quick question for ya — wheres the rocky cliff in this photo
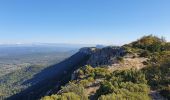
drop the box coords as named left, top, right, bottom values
left=84, top=46, right=125, bottom=67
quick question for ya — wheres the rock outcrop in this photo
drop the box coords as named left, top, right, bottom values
left=79, top=47, right=97, bottom=55
left=87, top=46, right=125, bottom=67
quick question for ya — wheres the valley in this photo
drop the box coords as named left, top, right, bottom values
left=0, top=45, right=78, bottom=99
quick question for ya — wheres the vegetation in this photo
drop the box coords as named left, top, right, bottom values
left=41, top=82, right=88, bottom=100
left=5, top=35, right=168, bottom=100
left=129, top=35, right=165, bottom=52
left=142, top=56, right=170, bottom=99
left=116, top=56, right=124, bottom=63
left=43, top=67, right=152, bottom=100
left=0, top=65, right=43, bottom=99
left=95, top=69, right=150, bottom=100
left=99, top=90, right=150, bottom=100
left=124, top=35, right=170, bottom=99
left=42, top=35, right=170, bottom=100
left=76, top=65, right=112, bottom=83
left=0, top=46, right=74, bottom=99
left=40, top=35, right=170, bottom=100
left=42, top=92, right=81, bottom=100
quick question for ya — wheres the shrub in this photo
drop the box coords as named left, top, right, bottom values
left=61, top=92, right=81, bottom=100
left=116, top=57, right=124, bottom=63
left=131, top=35, right=165, bottom=52
left=96, top=81, right=114, bottom=97
left=163, top=42, right=170, bottom=51
left=96, top=81, right=150, bottom=100
left=41, top=92, right=80, bottom=100
left=112, top=69, right=147, bottom=84
left=79, top=80, right=89, bottom=87
left=140, top=50, right=150, bottom=57
left=142, top=63, right=170, bottom=90
left=61, top=82, right=88, bottom=100
left=99, top=90, right=150, bottom=100
left=142, top=61, right=149, bottom=65
left=94, top=68, right=110, bottom=79
left=84, top=65, right=94, bottom=75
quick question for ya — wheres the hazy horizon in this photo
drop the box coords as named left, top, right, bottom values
left=0, top=34, right=169, bottom=46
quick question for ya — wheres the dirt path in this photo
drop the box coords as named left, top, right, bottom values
left=108, top=57, right=148, bottom=71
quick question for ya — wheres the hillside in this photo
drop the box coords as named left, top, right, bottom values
left=7, top=50, right=90, bottom=100
left=0, top=46, right=77, bottom=100
left=41, top=35, right=170, bottom=100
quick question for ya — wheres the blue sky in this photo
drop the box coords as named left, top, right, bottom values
left=0, top=0, right=170, bottom=45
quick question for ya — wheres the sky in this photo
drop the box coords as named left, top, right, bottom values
left=0, top=0, right=170, bottom=45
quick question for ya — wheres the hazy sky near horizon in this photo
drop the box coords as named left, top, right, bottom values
left=0, top=0, right=170, bottom=45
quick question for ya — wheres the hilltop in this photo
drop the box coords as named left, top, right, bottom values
left=9, top=35, right=170, bottom=100
left=38, top=35, right=169, bottom=100
left=40, top=35, right=170, bottom=100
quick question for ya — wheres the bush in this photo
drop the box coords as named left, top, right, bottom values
left=95, top=69, right=149, bottom=99
left=41, top=92, right=80, bottom=100
left=79, top=80, right=89, bottom=87
left=142, top=63, right=170, bottom=90
left=94, top=67, right=111, bottom=79
left=116, top=57, right=124, bottom=63
left=163, top=42, right=170, bottom=51
left=112, top=69, right=147, bottom=84
left=96, top=81, right=150, bottom=100
left=140, top=50, right=150, bottom=57
left=99, top=90, right=150, bottom=100
left=77, top=65, right=111, bottom=80
left=60, top=92, right=81, bottom=100
left=84, top=65, right=94, bottom=75
left=131, top=35, right=165, bottom=52
left=96, top=81, right=114, bottom=97
left=61, top=82, right=88, bottom=100
left=142, top=61, right=149, bottom=65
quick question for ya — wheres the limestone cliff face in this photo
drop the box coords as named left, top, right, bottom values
left=71, top=46, right=126, bottom=80
left=86, top=46, right=125, bottom=67
left=71, top=46, right=148, bottom=80
left=79, top=47, right=98, bottom=55
left=78, top=46, right=147, bottom=71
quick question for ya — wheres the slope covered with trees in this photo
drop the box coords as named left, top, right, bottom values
left=0, top=46, right=77, bottom=99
